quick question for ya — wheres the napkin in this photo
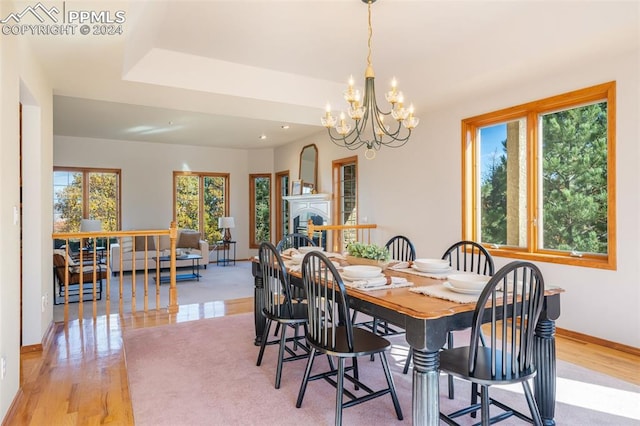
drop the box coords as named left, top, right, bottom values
left=389, top=261, right=410, bottom=270
left=343, top=276, right=411, bottom=290
left=344, top=276, right=388, bottom=289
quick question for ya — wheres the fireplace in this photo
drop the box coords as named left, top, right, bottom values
left=283, top=193, right=331, bottom=248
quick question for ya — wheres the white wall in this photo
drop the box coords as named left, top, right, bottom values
left=0, top=7, right=22, bottom=417
left=275, top=49, right=640, bottom=348
left=0, top=1, right=54, bottom=417
left=54, top=136, right=259, bottom=261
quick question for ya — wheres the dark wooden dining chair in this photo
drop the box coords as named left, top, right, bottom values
left=354, top=235, right=416, bottom=338
left=296, top=251, right=403, bottom=425
left=385, top=235, right=416, bottom=263
left=439, top=261, right=545, bottom=426
left=442, top=240, right=494, bottom=276
left=404, top=240, right=495, bottom=401
left=256, top=242, right=310, bottom=389
left=275, top=232, right=316, bottom=252
left=275, top=232, right=316, bottom=305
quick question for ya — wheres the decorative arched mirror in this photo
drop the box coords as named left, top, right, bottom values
left=299, top=143, right=318, bottom=193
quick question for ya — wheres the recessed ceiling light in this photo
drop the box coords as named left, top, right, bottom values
left=259, top=134, right=267, bottom=140
left=281, top=125, right=290, bottom=130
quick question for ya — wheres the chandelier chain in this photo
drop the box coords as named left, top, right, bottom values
left=367, top=1, right=373, bottom=69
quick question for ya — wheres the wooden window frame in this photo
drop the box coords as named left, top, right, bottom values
left=332, top=156, right=358, bottom=252
left=53, top=166, right=122, bottom=231
left=172, top=171, right=230, bottom=243
left=462, top=81, right=616, bottom=269
left=249, top=173, right=272, bottom=249
left=275, top=170, right=289, bottom=245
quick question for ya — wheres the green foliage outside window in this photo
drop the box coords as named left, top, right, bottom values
left=175, top=173, right=227, bottom=244
left=254, top=177, right=270, bottom=243
left=480, top=102, right=608, bottom=255
left=541, top=103, right=608, bottom=254
left=54, top=170, right=119, bottom=232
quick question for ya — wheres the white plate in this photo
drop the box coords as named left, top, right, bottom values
left=411, top=264, right=452, bottom=274
left=342, top=273, right=385, bottom=281
left=413, top=258, right=450, bottom=270
left=342, top=265, right=382, bottom=278
left=443, top=281, right=482, bottom=295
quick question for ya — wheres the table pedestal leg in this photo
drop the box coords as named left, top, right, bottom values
left=412, top=349, right=440, bottom=426
left=253, top=274, right=265, bottom=346
left=534, top=317, right=557, bottom=426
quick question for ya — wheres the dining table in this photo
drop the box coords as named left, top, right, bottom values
left=251, top=257, right=563, bottom=426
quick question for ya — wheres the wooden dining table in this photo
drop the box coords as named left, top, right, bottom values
left=251, top=259, right=563, bottom=426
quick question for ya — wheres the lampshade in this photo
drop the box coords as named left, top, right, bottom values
left=218, top=217, right=235, bottom=242
left=80, top=219, right=102, bottom=232
left=218, top=217, right=235, bottom=229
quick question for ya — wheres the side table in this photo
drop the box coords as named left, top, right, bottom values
left=216, top=240, right=236, bottom=266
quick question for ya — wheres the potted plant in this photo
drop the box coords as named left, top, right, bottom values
left=345, top=242, right=391, bottom=269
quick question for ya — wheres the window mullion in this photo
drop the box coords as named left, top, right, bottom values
left=528, top=111, right=538, bottom=254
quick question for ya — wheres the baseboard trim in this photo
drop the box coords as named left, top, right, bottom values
left=1, top=388, right=24, bottom=426
left=556, top=327, right=640, bottom=357
left=20, top=321, right=56, bottom=354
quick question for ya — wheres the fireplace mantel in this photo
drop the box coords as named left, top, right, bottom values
left=283, top=193, right=331, bottom=235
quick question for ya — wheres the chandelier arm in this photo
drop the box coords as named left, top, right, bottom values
left=327, top=128, right=368, bottom=150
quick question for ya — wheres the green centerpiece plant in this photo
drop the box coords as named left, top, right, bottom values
left=345, top=242, right=390, bottom=269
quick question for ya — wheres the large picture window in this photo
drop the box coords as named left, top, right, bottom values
left=174, top=172, right=229, bottom=244
left=53, top=167, right=121, bottom=232
left=462, top=82, right=616, bottom=269
left=250, top=173, right=271, bottom=248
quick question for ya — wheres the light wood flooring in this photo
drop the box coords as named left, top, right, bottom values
left=6, top=297, right=640, bottom=425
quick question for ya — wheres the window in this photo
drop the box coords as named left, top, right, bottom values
left=53, top=167, right=121, bottom=232
left=250, top=174, right=271, bottom=248
left=275, top=171, right=290, bottom=243
left=462, top=82, right=616, bottom=269
left=174, top=172, right=229, bottom=244
left=332, top=156, right=358, bottom=251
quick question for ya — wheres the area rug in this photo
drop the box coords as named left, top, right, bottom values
left=123, top=313, right=639, bottom=426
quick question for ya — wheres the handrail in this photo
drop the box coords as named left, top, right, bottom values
left=52, top=222, right=180, bottom=320
left=306, top=221, right=377, bottom=253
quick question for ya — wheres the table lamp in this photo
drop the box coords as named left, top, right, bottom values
left=218, top=217, right=235, bottom=242
left=80, top=219, right=102, bottom=249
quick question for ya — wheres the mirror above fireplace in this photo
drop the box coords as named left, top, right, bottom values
left=299, top=143, right=318, bottom=192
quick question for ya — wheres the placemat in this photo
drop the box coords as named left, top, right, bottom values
left=410, top=283, right=480, bottom=303
left=390, top=266, right=450, bottom=280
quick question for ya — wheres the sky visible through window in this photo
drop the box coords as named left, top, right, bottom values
left=479, top=123, right=506, bottom=182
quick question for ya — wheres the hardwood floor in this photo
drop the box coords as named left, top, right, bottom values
left=6, top=297, right=639, bottom=425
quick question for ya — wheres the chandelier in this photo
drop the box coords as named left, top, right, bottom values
left=321, top=0, right=419, bottom=159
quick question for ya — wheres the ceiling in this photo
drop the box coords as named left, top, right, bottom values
left=18, top=0, right=639, bottom=150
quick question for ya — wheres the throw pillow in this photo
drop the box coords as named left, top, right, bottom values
left=134, top=235, right=156, bottom=251
left=53, top=249, right=77, bottom=266
left=178, top=230, right=201, bottom=250
left=120, top=237, right=133, bottom=253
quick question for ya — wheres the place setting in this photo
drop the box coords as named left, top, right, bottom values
left=410, top=272, right=491, bottom=303
left=340, top=265, right=413, bottom=291
left=281, top=246, right=343, bottom=272
left=390, top=258, right=453, bottom=279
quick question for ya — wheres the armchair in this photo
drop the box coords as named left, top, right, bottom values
left=53, top=251, right=106, bottom=304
